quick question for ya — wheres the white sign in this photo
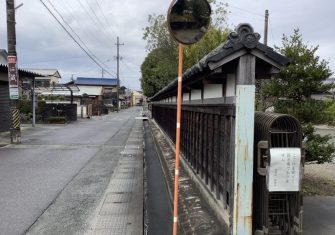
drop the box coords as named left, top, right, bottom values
left=9, top=87, right=19, bottom=99
left=8, top=55, right=19, bottom=100
left=267, top=148, right=301, bottom=192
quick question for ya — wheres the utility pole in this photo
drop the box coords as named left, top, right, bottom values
left=264, top=9, right=269, bottom=46
left=6, top=0, right=21, bottom=143
left=101, top=68, right=104, bottom=78
left=115, top=36, right=124, bottom=112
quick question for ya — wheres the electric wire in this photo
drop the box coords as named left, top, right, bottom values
left=39, top=0, right=116, bottom=77
left=48, top=0, right=115, bottom=74
left=46, top=0, right=101, bottom=63
left=57, top=0, right=110, bottom=48
left=46, top=0, right=115, bottom=76
left=226, top=3, right=264, bottom=17
left=94, top=0, right=118, bottom=37
left=77, top=0, right=115, bottom=43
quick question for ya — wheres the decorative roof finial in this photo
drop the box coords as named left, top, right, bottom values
left=224, top=23, right=261, bottom=49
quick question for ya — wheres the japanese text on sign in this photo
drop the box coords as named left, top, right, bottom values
left=7, top=55, right=19, bottom=100
left=268, top=148, right=301, bottom=192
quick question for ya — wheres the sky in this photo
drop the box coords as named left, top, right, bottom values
left=0, top=0, right=334, bottom=90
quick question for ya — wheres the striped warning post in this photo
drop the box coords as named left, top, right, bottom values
left=11, top=108, right=20, bottom=129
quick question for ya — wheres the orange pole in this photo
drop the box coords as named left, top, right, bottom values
left=173, top=43, right=183, bottom=235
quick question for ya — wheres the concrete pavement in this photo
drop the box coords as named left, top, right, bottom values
left=0, top=107, right=143, bottom=235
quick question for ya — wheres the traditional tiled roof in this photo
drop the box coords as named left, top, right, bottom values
left=150, top=23, right=290, bottom=101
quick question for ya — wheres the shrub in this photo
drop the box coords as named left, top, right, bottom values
left=324, top=99, right=335, bottom=125
left=275, top=99, right=330, bottom=124
left=47, top=116, right=67, bottom=124
left=19, top=100, right=32, bottom=115
left=303, top=123, right=335, bottom=163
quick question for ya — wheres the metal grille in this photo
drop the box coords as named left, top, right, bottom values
left=254, top=112, right=303, bottom=235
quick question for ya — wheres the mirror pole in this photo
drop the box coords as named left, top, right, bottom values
left=173, top=43, right=183, bottom=235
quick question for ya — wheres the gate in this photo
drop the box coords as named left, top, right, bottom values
left=253, top=112, right=304, bottom=235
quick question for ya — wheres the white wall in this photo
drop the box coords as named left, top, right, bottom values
left=203, top=84, right=223, bottom=99
left=226, top=74, right=236, bottom=96
left=191, top=89, right=201, bottom=100
left=183, top=92, right=189, bottom=101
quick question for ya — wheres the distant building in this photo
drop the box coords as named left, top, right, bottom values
left=132, top=90, right=144, bottom=106
left=0, top=64, right=44, bottom=132
left=24, top=68, right=61, bottom=86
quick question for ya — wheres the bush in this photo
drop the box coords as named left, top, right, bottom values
left=47, top=116, right=67, bottom=124
left=275, top=99, right=330, bottom=124
left=303, top=123, right=335, bottom=163
left=324, top=99, right=335, bottom=125
left=19, top=100, right=32, bottom=115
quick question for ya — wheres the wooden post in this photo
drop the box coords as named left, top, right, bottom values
left=232, top=54, right=255, bottom=235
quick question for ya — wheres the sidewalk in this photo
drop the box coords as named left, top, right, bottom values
left=88, top=119, right=143, bottom=235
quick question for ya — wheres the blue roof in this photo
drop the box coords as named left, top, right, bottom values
left=75, top=77, right=117, bottom=86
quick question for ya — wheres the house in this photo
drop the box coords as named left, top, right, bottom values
left=0, top=64, right=44, bottom=132
left=132, top=90, right=144, bottom=106
left=24, top=68, right=61, bottom=86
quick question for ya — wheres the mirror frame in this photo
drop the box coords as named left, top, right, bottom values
left=167, top=0, right=211, bottom=45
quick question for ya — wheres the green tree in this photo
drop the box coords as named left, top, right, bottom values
left=141, top=47, right=178, bottom=97
left=263, top=29, right=332, bottom=104
left=141, top=1, right=230, bottom=97
left=262, top=29, right=335, bottom=163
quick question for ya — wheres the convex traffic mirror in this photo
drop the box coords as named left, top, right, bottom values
left=167, top=0, right=211, bottom=45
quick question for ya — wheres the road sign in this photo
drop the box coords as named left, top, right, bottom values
left=8, top=55, right=19, bottom=100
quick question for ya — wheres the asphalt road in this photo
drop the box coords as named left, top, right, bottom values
left=303, top=196, right=335, bottom=235
left=0, top=107, right=141, bottom=235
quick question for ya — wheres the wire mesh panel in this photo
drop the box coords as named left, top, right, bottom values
left=254, top=112, right=303, bottom=235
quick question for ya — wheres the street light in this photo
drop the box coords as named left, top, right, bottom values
left=166, top=1, right=211, bottom=234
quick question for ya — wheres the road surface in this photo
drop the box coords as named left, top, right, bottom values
left=0, top=107, right=142, bottom=235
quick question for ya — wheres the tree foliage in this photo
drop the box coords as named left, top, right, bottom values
left=262, top=29, right=334, bottom=163
left=303, top=124, right=335, bottom=164
left=262, top=29, right=332, bottom=103
left=140, top=47, right=178, bottom=97
left=141, top=1, right=230, bottom=97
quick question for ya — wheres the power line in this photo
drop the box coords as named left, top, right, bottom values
left=231, top=13, right=264, bottom=22
left=39, top=0, right=116, bottom=77
left=268, top=18, right=278, bottom=45
left=46, top=0, right=116, bottom=76
left=56, top=0, right=110, bottom=48
left=77, top=0, right=115, bottom=42
left=46, top=0, right=101, bottom=63
left=226, top=3, right=264, bottom=17
left=94, top=0, right=118, bottom=37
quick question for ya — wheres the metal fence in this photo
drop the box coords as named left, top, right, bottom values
left=152, top=103, right=235, bottom=209
left=254, top=112, right=303, bottom=235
